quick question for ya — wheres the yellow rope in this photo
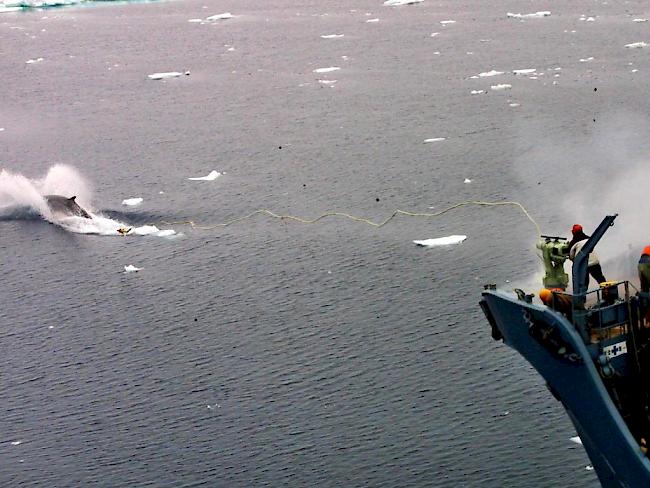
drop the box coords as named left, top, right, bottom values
left=158, top=200, right=542, bottom=236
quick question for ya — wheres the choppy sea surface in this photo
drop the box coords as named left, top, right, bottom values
left=4, top=0, right=650, bottom=486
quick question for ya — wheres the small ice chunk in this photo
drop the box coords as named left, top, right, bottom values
left=366, top=18, right=379, bottom=23
left=122, top=197, right=143, bottom=206
left=423, top=137, right=445, bottom=143
left=320, top=34, right=344, bottom=39
left=632, top=69, right=639, bottom=73
left=48, top=326, right=54, bottom=329
left=470, top=90, right=484, bottom=95
left=570, top=436, right=583, bottom=445
left=414, top=235, right=467, bottom=247
left=148, top=71, right=190, bottom=80
left=440, top=20, right=455, bottom=25
left=10, top=441, right=22, bottom=446
left=491, top=84, right=512, bottom=91
left=205, top=12, right=233, bottom=21
left=513, top=68, right=536, bottom=75
left=579, top=57, right=594, bottom=62
left=507, top=11, right=550, bottom=19
left=586, top=466, right=594, bottom=471
left=509, top=102, right=520, bottom=107
left=478, top=70, right=503, bottom=77
left=124, top=265, right=141, bottom=273
left=25, top=57, right=44, bottom=64
left=464, top=178, right=472, bottom=183
left=430, top=32, right=439, bottom=37
left=383, top=0, right=423, bottom=5
left=625, top=42, right=648, bottom=49
left=633, top=18, right=648, bottom=22
left=188, top=170, right=221, bottom=181
left=313, top=66, right=340, bottom=73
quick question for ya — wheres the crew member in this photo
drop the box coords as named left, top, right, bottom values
left=568, top=224, right=607, bottom=288
left=639, top=246, right=650, bottom=293
left=539, top=288, right=573, bottom=321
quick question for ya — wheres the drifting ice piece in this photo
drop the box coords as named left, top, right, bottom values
left=414, top=235, right=467, bottom=246
left=383, top=0, right=423, bottom=5
left=205, top=12, right=233, bottom=21
left=313, top=67, right=340, bottom=73
left=513, top=68, right=536, bottom=75
left=188, top=170, right=221, bottom=181
left=122, top=197, right=143, bottom=206
left=507, top=11, right=550, bottom=19
left=124, top=265, right=141, bottom=273
left=479, top=70, right=503, bottom=77
left=148, top=71, right=190, bottom=80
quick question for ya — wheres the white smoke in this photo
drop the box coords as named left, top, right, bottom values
left=515, top=111, right=650, bottom=286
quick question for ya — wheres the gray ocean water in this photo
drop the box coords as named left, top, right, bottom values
left=4, top=0, right=650, bottom=486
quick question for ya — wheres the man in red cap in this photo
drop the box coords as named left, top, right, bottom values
left=639, top=246, right=650, bottom=292
left=568, top=223, right=607, bottom=288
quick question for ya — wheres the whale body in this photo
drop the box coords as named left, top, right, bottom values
left=45, top=195, right=91, bottom=219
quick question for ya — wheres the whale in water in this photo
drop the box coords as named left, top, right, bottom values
left=45, top=195, right=92, bottom=219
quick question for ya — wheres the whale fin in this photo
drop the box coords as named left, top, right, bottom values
left=69, top=196, right=77, bottom=201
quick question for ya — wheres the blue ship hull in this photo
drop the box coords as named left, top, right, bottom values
left=481, top=290, right=650, bottom=488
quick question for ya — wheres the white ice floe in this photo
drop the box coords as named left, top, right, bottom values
left=414, top=235, right=467, bottom=247
left=320, top=34, right=344, bottom=39
left=132, top=225, right=176, bottom=237
left=318, top=79, right=338, bottom=85
left=478, top=70, right=503, bottom=77
left=507, top=11, right=550, bottom=19
left=470, top=90, right=484, bottom=95
left=384, top=0, right=422, bottom=4
left=513, top=68, right=536, bottom=75
left=26, top=57, right=43, bottom=64
left=633, top=18, right=648, bottom=22
left=464, top=178, right=472, bottom=183
left=625, top=42, right=648, bottom=49
left=313, top=66, right=340, bottom=73
left=148, top=71, right=190, bottom=80
left=205, top=12, right=233, bottom=21
left=570, top=436, right=583, bottom=445
left=124, top=265, right=141, bottom=273
left=423, top=137, right=445, bottom=143
left=188, top=170, right=221, bottom=181
left=491, top=84, right=512, bottom=91
left=366, top=18, right=379, bottom=23
left=440, top=20, right=455, bottom=25
left=122, top=197, right=143, bottom=206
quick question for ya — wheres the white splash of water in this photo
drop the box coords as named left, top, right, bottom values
left=0, top=165, right=175, bottom=237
